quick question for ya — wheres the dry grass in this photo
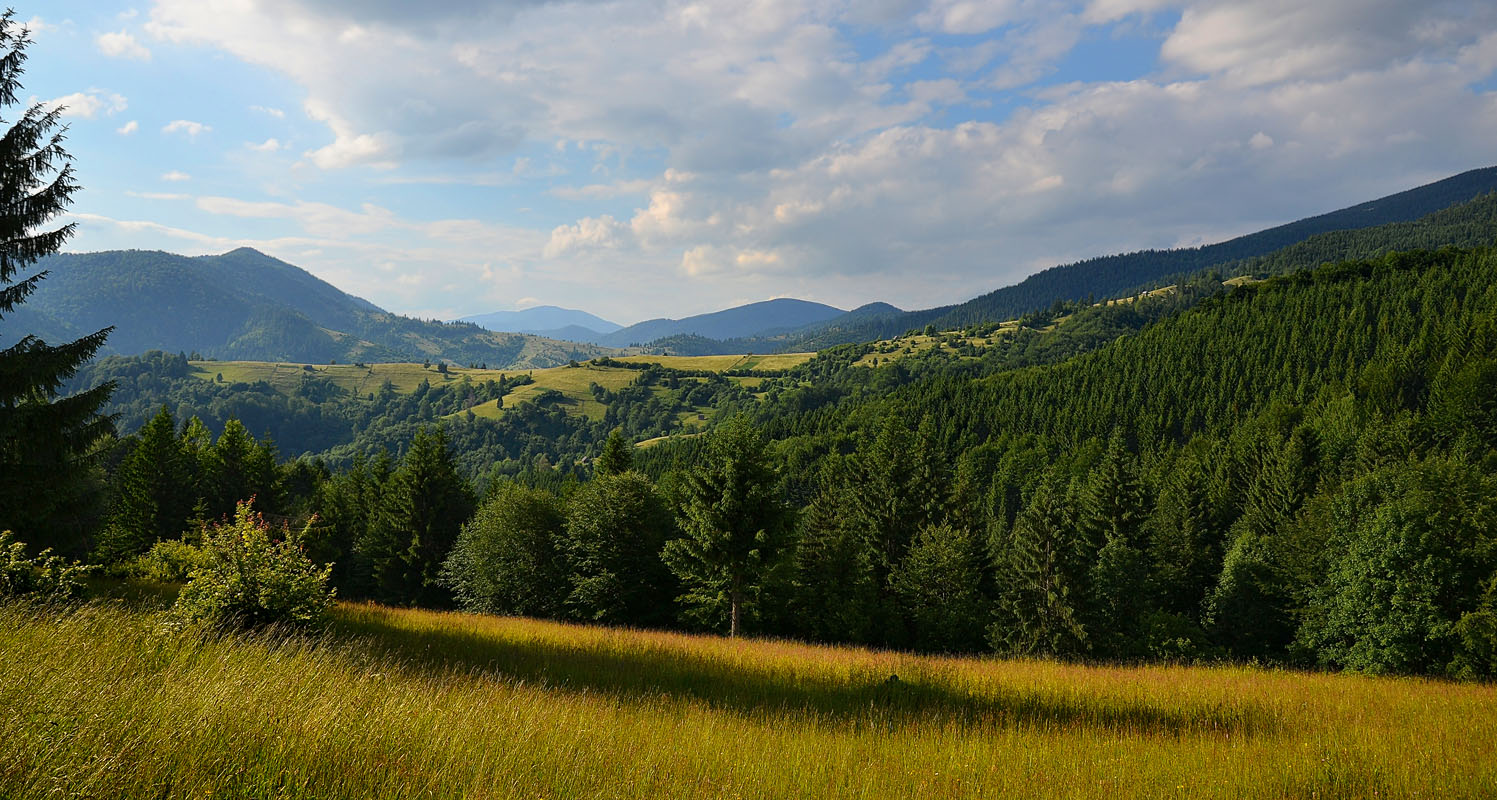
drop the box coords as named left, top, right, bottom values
left=3, top=598, right=1493, bottom=799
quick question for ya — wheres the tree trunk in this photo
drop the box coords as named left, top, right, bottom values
left=730, top=575, right=743, bottom=638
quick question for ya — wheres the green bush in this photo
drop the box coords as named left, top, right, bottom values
left=0, top=530, right=94, bottom=601
left=126, top=539, right=206, bottom=584
left=173, top=502, right=335, bottom=629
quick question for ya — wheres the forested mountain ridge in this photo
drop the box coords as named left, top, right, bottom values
left=772, top=165, right=1497, bottom=350
left=9, top=248, right=614, bottom=368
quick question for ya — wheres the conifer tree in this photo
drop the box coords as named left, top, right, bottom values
left=367, top=427, right=475, bottom=606
left=96, top=405, right=191, bottom=562
left=989, top=476, right=1087, bottom=656
left=789, top=483, right=878, bottom=643
left=664, top=419, right=791, bottom=636
left=0, top=14, right=114, bottom=549
left=206, top=419, right=277, bottom=517
left=594, top=429, right=633, bottom=477
left=892, top=522, right=987, bottom=652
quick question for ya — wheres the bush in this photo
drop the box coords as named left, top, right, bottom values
left=0, top=530, right=94, bottom=601
left=125, top=539, right=206, bottom=583
left=173, top=502, right=335, bottom=629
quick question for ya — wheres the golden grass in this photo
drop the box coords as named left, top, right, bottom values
left=4, top=599, right=1494, bottom=799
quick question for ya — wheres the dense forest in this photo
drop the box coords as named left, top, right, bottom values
left=33, top=242, right=1496, bottom=678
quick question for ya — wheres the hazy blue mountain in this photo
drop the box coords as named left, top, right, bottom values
left=459, top=305, right=621, bottom=336
left=600, top=298, right=846, bottom=347
left=8, top=248, right=613, bottom=369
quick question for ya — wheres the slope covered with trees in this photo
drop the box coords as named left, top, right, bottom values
left=9, top=247, right=614, bottom=368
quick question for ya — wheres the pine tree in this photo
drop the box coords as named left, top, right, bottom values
left=891, top=522, right=987, bottom=652
left=367, top=427, right=475, bottom=606
left=664, top=419, right=792, bottom=637
left=0, top=14, right=114, bottom=550
left=594, top=429, right=633, bottom=477
left=96, top=406, right=191, bottom=563
left=789, top=483, right=878, bottom=644
left=205, top=419, right=277, bottom=518
left=989, top=476, right=1087, bottom=656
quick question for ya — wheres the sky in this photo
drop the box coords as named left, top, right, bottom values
left=21, top=0, right=1497, bottom=325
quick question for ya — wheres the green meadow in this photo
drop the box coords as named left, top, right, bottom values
left=4, top=596, right=1493, bottom=799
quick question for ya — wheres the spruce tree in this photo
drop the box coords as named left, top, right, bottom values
left=989, top=475, right=1087, bottom=656
left=594, top=429, right=633, bottom=477
left=664, top=419, right=791, bottom=636
left=891, top=522, right=987, bottom=652
left=789, top=483, right=878, bottom=644
left=367, top=427, right=475, bottom=606
left=96, top=405, right=191, bottom=563
left=0, top=14, right=114, bottom=550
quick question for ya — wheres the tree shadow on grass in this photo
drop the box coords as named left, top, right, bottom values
left=330, top=607, right=1277, bottom=739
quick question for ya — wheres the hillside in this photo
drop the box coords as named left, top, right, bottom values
left=10, top=248, right=614, bottom=369
left=776, top=165, right=1497, bottom=350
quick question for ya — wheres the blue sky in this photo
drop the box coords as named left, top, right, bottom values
left=24, top=0, right=1497, bottom=324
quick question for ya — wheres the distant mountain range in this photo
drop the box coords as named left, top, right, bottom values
left=458, top=306, right=622, bottom=337
left=8, top=248, right=611, bottom=369
left=12, top=165, right=1496, bottom=366
left=459, top=297, right=853, bottom=349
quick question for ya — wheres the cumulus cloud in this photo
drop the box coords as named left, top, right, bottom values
left=42, top=90, right=127, bottom=119
left=116, top=120, right=139, bottom=135
left=162, top=119, right=211, bottom=138
left=544, top=215, right=627, bottom=258
left=96, top=29, right=152, bottom=60
left=250, top=105, right=286, bottom=118
left=119, top=0, right=1497, bottom=320
left=160, top=171, right=191, bottom=182
left=247, top=137, right=283, bottom=152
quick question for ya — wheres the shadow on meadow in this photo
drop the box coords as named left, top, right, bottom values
left=331, top=605, right=1275, bottom=739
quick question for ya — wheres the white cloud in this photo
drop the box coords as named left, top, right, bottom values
left=160, top=170, right=191, bottom=182
left=247, top=137, right=283, bottom=152
left=42, top=90, right=127, bottom=119
left=162, top=119, right=211, bottom=138
left=116, top=120, right=139, bottom=135
left=250, top=105, right=286, bottom=118
left=544, top=215, right=627, bottom=258
left=117, top=0, right=1497, bottom=321
left=125, top=191, right=189, bottom=200
left=96, top=29, right=152, bottom=61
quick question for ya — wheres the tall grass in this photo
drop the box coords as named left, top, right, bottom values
left=4, top=599, right=1493, bottom=798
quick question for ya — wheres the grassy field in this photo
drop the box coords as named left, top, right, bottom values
left=190, top=355, right=814, bottom=424
left=3, top=598, right=1494, bottom=799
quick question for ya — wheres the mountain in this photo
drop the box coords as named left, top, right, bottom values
left=458, top=305, right=621, bottom=336
left=776, top=165, right=1497, bottom=349
left=9, top=248, right=614, bottom=369
left=599, top=298, right=846, bottom=348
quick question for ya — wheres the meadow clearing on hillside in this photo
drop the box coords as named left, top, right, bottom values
left=3, top=597, right=1493, bottom=799
left=188, top=354, right=815, bottom=423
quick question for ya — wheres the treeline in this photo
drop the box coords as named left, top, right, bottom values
left=73, top=246, right=1497, bottom=679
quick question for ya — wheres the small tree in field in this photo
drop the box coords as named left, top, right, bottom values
left=173, top=502, right=334, bottom=629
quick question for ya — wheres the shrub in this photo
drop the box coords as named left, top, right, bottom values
left=125, top=539, right=206, bottom=584
left=173, top=502, right=335, bottom=629
left=0, top=530, right=94, bottom=601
